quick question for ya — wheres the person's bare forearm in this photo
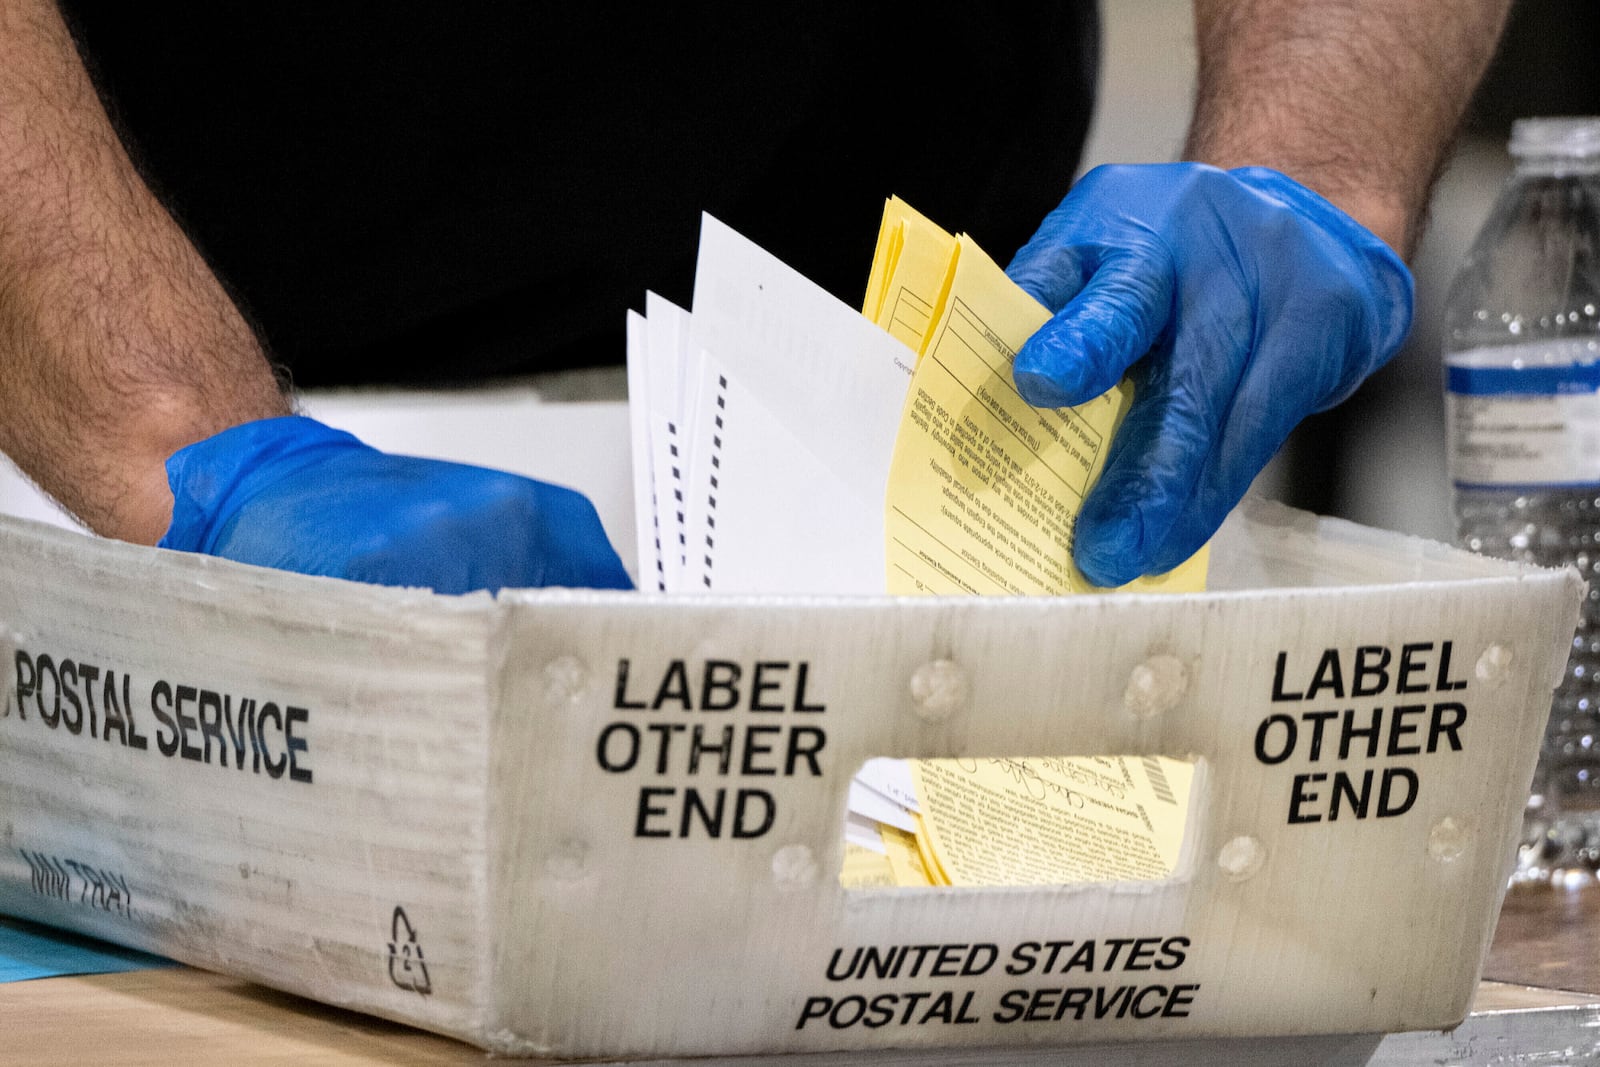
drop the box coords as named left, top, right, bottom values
left=1184, top=0, right=1513, bottom=256
left=0, top=0, right=289, bottom=544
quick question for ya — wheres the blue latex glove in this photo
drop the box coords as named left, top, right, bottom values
left=159, top=416, right=633, bottom=594
left=1005, top=163, right=1413, bottom=587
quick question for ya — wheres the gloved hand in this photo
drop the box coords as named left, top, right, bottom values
left=1005, top=163, right=1413, bottom=587
left=159, top=415, right=633, bottom=594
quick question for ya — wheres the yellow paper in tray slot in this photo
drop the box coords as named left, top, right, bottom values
left=863, top=196, right=959, bottom=356
left=880, top=824, right=940, bottom=887
left=910, top=813, right=954, bottom=887
left=907, top=756, right=1196, bottom=887
left=881, top=227, right=1208, bottom=596
left=839, top=843, right=899, bottom=889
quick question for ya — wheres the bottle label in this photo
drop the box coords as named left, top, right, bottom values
left=1446, top=362, right=1600, bottom=488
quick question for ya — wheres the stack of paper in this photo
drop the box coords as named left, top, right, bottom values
left=866, top=197, right=1209, bottom=596
left=841, top=755, right=1198, bottom=889
left=624, top=215, right=913, bottom=594
left=625, top=199, right=1206, bottom=888
left=625, top=200, right=1207, bottom=596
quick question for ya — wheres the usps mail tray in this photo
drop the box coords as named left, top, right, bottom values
left=0, top=499, right=1582, bottom=1058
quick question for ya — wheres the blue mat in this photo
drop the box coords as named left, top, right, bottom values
left=0, top=914, right=173, bottom=983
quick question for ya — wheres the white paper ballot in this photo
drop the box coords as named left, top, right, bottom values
left=644, top=292, right=693, bottom=591
left=855, top=756, right=920, bottom=813
left=687, top=215, right=911, bottom=498
left=625, top=214, right=913, bottom=594
left=678, top=353, right=888, bottom=593
left=848, top=780, right=917, bottom=834
left=676, top=215, right=912, bottom=593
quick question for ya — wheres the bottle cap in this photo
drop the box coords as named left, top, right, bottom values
left=1509, top=117, right=1600, bottom=160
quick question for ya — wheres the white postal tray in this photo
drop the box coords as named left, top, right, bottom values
left=0, top=499, right=1583, bottom=1058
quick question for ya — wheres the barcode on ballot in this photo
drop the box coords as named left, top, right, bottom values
left=1142, top=755, right=1177, bottom=805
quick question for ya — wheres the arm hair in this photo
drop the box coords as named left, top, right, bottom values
left=0, top=0, right=290, bottom=543
left=1184, top=0, right=1514, bottom=256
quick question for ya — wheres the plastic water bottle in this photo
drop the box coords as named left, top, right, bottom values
left=1444, top=117, right=1600, bottom=883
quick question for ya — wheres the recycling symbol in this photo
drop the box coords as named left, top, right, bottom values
left=387, top=906, right=432, bottom=996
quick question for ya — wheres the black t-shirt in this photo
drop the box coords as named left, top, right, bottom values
left=58, top=3, right=1099, bottom=388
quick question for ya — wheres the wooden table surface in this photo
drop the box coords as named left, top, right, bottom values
left=1481, top=879, right=1600, bottom=994
left=2, top=883, right=1596, bottom=1066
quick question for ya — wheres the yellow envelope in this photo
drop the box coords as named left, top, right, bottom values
left=868, top=199, right=1208, bottom=595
